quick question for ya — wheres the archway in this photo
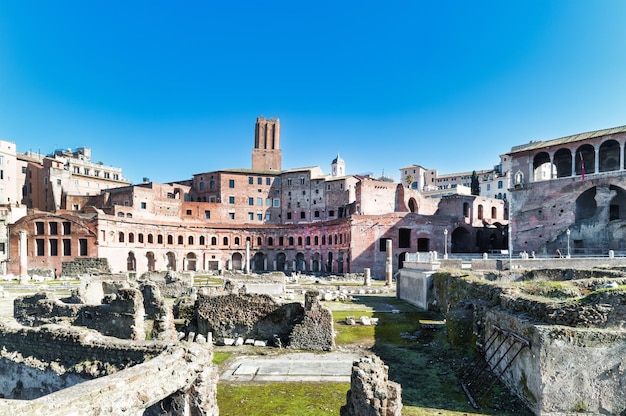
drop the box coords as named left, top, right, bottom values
left=231, top=252, right=243, bottom=270
left=575, top=187, right=597, bottom=222
left=127, top=251, right=136, bottom=271
left=276, top=252, right=286, bottom=271
left=533, top=152, right=554, bottom=181
left=312, top=252, right=321, bottom=272
left=253, top=252, right=265, bottom=272
left=186, top=252, right=197, bottom=271
left=296, top=252, right=306, bottom=272
left=146, top=252, right=155, bottom=272
left=575, top=144, right=595, bottom=176
left=408, top=198, right=418, bottom=213
left=166, top=252, right=176, bottom=271
left=327, top=252, right=334, bottom=273
left=553, top=148, right=572, bottom=178
left=451, top=227, right=472, bottom=253
left=600, top=140, right=620, bottom=172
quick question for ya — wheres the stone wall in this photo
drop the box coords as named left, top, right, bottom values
left=14, top=288, right=146, bottom=340
left=0, top=320, right=168, bottom=374
left=340, top=354, right=402, bottom=416
left=0, top=343, right=218, bottom=416
left=288, top=290, right=334, bottom=351
left=193, top=290, right=334, bottom=350
left=61, top=257, right=111, bottom=277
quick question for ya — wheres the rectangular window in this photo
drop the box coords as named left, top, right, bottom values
left=257, top=213, right=263, bottom=221
left=329, top=210, right=335, bottom=217
left=204, top=210, right=211, bottom=219
left=257, top=177, right=262, bottom=185
left=287, top=212, right=292, bottom=220
left=300, top=212, right=305, bottom=219
left=229, top=196, right=235, bottom=204
left=379, top=238, right=388, bottom=252
left=300, top=177, right=305, bottom=185
left=248, top=212, right=254, bottom=220
left=49, top=222, right=58, bottom=235
left=266, top=178, right=271, bottom=185
left=0, top=242, right=5, bottom=253
left=141, top=202, right=147, bottom=209
left=36, top=239, right=45, bottom=256
left=265, top=213, right=271, bottom=221
left=248, top=197, right=254, bottom=205
left=266, top=198, right=271, bottom=206
left=257, top=198, right=263, bottom=206
left=35, top=221, right=44, bottom=235
left=248, top=177, right=254, bottom=184
left=279, top=236, right=284, bottom=245
left=273, top=199, right=280, bottom=207
left=49, top=239, right=58, bottom=256
left=186, top=209, right=192, bottom=215
left=229, top=212, right=235, bottom=220
left=287, top=178, right=292, bottom=186
left=229, top=179, right=235, bottom=188
left=113, top=174, right=119, bottom=180
left=399, top=228, right=411, bottom=249
left=79, top=239, right=88, bottom=256
left=63, top=239, right=71, bottom=256
left=21, top=166, right=26, bottom=174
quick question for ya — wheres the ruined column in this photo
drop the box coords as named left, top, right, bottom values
left=245, top=241, right=250, bottom=274
left=385, top=239, right=392, bottom=286
left=19, top=230, right=28, bottom=283
left=364, top=268, right=371, bottom=286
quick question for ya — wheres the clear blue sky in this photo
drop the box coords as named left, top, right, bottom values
left=2, top=1, right=626, bottom=184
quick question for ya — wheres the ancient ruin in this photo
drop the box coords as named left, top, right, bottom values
left=399, top=261, right=626, bottom=415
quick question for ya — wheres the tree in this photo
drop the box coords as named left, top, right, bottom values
left=405, top=174, right=414, bottom=189
left=470, top=171, right=480, bottom=195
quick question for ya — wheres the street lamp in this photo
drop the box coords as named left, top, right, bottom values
left=444, top=229, right=448, bottom=259
left=566, top=228, right=571, bottom=258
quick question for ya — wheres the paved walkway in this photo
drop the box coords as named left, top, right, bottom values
left=220, top=352, right=362, bottom=383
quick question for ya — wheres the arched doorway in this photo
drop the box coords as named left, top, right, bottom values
left=295, top=253, right=306, bottom=272
left=166, top=252, right=176, bottom=271
left=231, top=252, right=243, bottom=270
left=327, top=252, right=333, bottom=273
left=253, top=252, right=265, bottom=272
left=533, top=152, right=554, bottom=181
left=146, top=252, right=155, bottom=272
left=276, top=252, right=286, bottom=271
left=186, top=252, right=197, bottom=271
left=337, top=251, right=344, bottom=273
left=312, top=252, right=321, bottom=272
left=451, top=228, right=472, bottom=253
left=127, top=251, right=136, bottom=271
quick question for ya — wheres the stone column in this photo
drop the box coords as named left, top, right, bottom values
left=263, top=257, right=267, bottom=271
left=594, top=144, right=599, bottom=174
left=621, top=142, right=625, bottom=170
left=571, top=150, right=576, bottom=177
left=364, top=268, right=371, bottom=286
left=19, top=231, right=28, bottom=283
left=549, top=153, right=555, bottom=178
left=385, top=239, right=392, bottom=286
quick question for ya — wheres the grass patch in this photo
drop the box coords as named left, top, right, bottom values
left=194, top=275, right=223, bottom=286
left=217, top=382, right=349, bottom=416
left=213, top=352, right=232, bottom=366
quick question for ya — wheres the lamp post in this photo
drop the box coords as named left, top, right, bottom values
left=444, top=229, right=448, bottom=259
left=566, top=228, right=571, bottom=258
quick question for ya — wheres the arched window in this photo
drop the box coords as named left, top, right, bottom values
left=491, top=207, right=497, bottom=219
left=148, top=234, right=154, bottom=244
left=178, top=236, right=184, bottom=245
left=257, top=237, right=262, bottom=246
left=199, top=236, right=205, bottom=245
left=478, top=205, right=484, bottom=220
left=157, top=234, right=163, bottom=244
left=305, top=236, right=310, bottom=245
left=234, top=237, right=240, bottom=245
left=138, top=234, right=144, bottom=243
left=322, top=235, right=326, bottom=245
left=211, top=236, right=217, bottom=245
left=167, top=235, right=173, bottom=244
left=126, top=213, right=132, bottom=218
left=289, top=236, right=294, bottom=245
left=199, top=181, right=205, bottom=190
left=188, top=236, right=194, bottom=245
left=128, top=233, right=135, bottom=243
left=223, top=236, right=229, bottom=245
left=268, top=237, right=274, bottom=246
left=314, top=236, right=319, bottom=245
left=117, top=212, right=124, bottom=217
left=119, top=232, right=125, bottom=243
left=298, top=236, right=303, bottom=245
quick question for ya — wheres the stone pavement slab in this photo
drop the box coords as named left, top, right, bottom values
left=220, top=351, right=362, bottom=383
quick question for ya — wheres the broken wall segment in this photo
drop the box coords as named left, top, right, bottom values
left=340, top=355, right=402, bottom=416
left=0, top=343, right=218, bottom=416
left=288, top=290, right=334, bottom=351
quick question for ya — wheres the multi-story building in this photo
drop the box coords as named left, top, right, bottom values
left=7, top=117, right=509, bottom=278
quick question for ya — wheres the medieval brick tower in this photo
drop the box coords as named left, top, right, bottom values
left=252, top=116, right=282, bottom=171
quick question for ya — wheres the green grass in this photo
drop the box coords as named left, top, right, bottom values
left=194, top=275, right=223, bottom=286
left=213, top=352, right=232, bottom=365
left=217, top=382, right=349, bottom=416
